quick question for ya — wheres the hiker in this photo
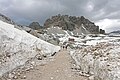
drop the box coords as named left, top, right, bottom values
left=63, top=45, right=65, bottom=49
left=65, top=45, right=68, bottom=50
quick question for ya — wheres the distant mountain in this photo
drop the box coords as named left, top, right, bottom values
left=109, top=30, right=120, bottom=37
left=44, top=14, right=105, bottom=34
left=110, top=30, right=120, bottom=34
left=29, top=22, right=43, bottom=30
left=0, top=13, right=15, bottom=24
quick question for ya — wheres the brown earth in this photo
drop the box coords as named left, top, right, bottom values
left=17, top=50, right=88, bottom=80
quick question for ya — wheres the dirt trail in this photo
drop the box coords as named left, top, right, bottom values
left=17, top=50, right=88, bottom=80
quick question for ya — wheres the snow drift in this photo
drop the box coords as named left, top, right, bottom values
left=0, top=20, right=60, bottom=76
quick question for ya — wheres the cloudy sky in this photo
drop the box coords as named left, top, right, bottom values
left=0, top=0, right=120, bottom=32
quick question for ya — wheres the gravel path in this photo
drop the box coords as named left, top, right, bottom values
left=17, top=50, right=88, bottom=80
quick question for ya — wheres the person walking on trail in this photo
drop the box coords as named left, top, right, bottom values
left=63, top=45, right=65, bottom=50
left=65, top=43, right=69, bottom=50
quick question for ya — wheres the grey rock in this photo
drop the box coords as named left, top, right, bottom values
left=0, top=13, right=15, bottom=25
left=44, top=14, right=103, bottom=34
left=29, top=22, right=42, bottom=30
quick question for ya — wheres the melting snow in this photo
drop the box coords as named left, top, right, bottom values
left=0, top=20, right=60, bottom=76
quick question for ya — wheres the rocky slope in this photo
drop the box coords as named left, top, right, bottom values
left=44, top=14, right=104, bottom=34
left=0, top=13, right=15, bottom=25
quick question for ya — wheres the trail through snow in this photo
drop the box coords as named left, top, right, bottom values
left=16, top=50, right=88, bottom=80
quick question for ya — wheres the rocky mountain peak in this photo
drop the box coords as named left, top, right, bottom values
left=29, top=22, right=42, bottom=30
left=80, top=16, right=85, bottom=20
left=44, top=14, right=105, bottom=34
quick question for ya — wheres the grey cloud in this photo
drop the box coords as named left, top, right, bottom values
left=0, top=0, right=120, bottom=32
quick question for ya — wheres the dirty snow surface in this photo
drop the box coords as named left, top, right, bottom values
left=70, top=40, right=120, bottom=80
left=0, top=20, right=60, bottom=76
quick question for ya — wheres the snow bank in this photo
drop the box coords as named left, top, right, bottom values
left=0, top=21, right=60, bottom=76
left=70, top=41, right=120, bottom=80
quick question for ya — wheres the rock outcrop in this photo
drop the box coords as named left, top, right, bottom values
left=29, top=22, right=42, bottom=30
left=44, top=14, right=101, bottom=34
left=0, top=13, right=15, bottom=25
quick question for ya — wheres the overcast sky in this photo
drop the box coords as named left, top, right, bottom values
left=0, top=0, right=120, bottom=32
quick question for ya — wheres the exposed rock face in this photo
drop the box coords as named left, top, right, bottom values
left=29, top=22, right=42, bottom=30
left=44, top=14, right=100, bottom=34
left=0, top=13, right=15, bottom=24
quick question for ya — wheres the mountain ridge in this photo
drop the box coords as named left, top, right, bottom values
left=44, top=14, right=105, bottom=34
left=0, top=13, right=15, bottom=25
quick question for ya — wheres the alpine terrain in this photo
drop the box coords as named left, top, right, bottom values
left=0, top=13, right=120, bottom=80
